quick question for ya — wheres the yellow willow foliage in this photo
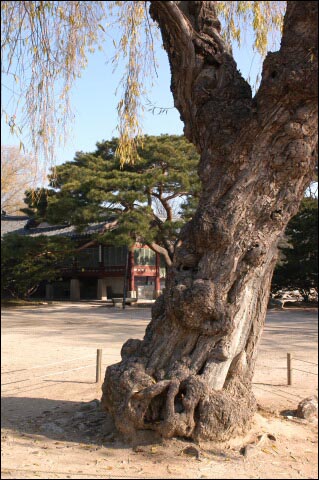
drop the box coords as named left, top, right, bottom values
left=1, top=1, right=285, bottom=171
left=109, top=1, right=158, bottom=166
left=215, top=1, right=286, bottom=56
left=1, top=1, right=107, bottom=170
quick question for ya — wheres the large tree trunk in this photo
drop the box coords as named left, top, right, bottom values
left=101, top=1, right=317, bottom=441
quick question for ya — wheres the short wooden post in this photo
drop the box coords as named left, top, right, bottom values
left=287, top=353, right=292, bottom=385
left=96, top=349, right=102, bottom=383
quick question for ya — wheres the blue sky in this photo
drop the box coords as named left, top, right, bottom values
left=1, top=14, right=271, bottom=183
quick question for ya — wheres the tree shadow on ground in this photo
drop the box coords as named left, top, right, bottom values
left=1, top=396, right=162, bottom=449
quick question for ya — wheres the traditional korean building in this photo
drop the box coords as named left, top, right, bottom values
left=1, top=214, right=166, bottom=301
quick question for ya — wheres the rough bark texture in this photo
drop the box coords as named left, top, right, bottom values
left=101, top=1, right=318, bottom=441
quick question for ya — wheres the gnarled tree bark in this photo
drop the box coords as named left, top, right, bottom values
left=101, top=1, right=318, bottom=441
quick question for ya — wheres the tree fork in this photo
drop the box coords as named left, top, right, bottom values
left=101, top=1, right=317, bottom=441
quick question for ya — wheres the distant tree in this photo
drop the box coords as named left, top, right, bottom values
left=46, top=135, right=200, bottom=266
left=1, top=146, right=39, bottom=215
left=1, top=233, right=73, bottom=299
left=272, top=197, right=318, bottom=301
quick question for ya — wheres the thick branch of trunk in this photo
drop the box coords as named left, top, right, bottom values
left=256, top=1, right=318, bottom=119
left=149, top=1, right=253, bottom=149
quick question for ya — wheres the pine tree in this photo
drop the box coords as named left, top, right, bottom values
left=46, top=135, right=200, bottom=266
left=272, top=198, right=318, bottom=301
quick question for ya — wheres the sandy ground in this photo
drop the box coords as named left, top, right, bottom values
left=1, top=303, right=318, bottom=479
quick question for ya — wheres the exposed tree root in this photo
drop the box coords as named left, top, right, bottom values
left=101, top=332, right=256, bottom=441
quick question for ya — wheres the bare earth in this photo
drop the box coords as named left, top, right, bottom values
left=1, top=303, right=318, bottom=479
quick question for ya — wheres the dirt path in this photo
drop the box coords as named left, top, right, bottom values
left=1, top=304, right=318, bottom=479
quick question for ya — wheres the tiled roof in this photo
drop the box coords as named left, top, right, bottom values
left=28, top=222, right=107, bottom=238
left=1, top=215, right=111, bottom=239
left=1, top=216, right=30, bottom=236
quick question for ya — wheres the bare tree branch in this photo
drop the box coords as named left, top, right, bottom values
left=149, top=241, right=172, bottom=267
